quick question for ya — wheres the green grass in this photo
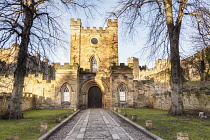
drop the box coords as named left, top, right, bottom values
left=0, top=110, right=72, bottom=140
left=118, top=108, right=210, bottom=140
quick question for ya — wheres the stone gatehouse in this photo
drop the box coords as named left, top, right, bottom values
left=53, top=19, right=136, bottom=109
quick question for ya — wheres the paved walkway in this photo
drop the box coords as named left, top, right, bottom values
left=64, top=109, right=134, bottom=140
left=47, top=109, right=154, bottom=140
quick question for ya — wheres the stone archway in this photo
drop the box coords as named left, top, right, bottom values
left=80, top=79, right=110, bottom=109
left=88, top=86, right=102, bottom=108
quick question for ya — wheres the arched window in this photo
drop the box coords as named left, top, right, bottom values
left=119, top=85, right=126, bottom=102
left=91, top=57, right=97, bottom=72
left=63, top=87, right=70, bottom=102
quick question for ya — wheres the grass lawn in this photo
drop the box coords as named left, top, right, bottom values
left=118, top=108, right=210, bottom=140
left=0, top=109, right=71, bottom=140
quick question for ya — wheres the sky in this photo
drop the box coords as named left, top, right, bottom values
left=52, top=0, right=198, bottom=68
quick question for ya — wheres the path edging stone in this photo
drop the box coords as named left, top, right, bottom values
left=111, top=110, right=164, bottom=140
left=37, top=110, right=80, bottom=140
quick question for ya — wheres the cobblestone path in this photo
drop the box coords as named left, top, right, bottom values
left=47, top=109, right=154, bottom=140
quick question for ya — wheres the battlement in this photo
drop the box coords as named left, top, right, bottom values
left=70, top=18, right=81, bottom=26
left=79, top=68, right=92, bottom=73
left=107, top=19, right=118, bottom=27
left=0, top=92, right=33, bottom=98
left=140, top=68, right=154, bottom=72
left=156, top=59, right=170, bottom=65
left=81, top=27, right=107, bottom=33
left=34, top=53, right=40, bottom=59
left=139, top=59, right=170, bottom=74
left=25, top=73, right=43, bottom=78
left=52, top=63, right=71, bottom=68
left=70, top=18, right=117, bottom=32
left=137, top=59, right=170, bottom=81
left=111, top=63, right=132, bottom=70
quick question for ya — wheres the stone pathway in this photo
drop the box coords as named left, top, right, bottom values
left=48, top=109, right=154, bottom=140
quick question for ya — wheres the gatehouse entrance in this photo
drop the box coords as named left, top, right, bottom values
left=88, top=86, right=102, bottom=108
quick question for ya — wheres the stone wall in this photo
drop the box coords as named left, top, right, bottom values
left=182, top=81, right=210, bottom=112
left=0, top=92, right=61, bottom=115
left=0, top=62, right=79, bottom=110
left=134, top=80, right=171, bottom=108
left=135, top=80, right=210, bottom=113
left=0, top=74, right=56, bottom=98
left=0, top=93, right=34, bottom=115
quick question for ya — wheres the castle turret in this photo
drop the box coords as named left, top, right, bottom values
left=70, top=18, right=82, bottom=65
left=107, top=19, right=118, bottom=27
left=107, top=19, right=118, bottom=66
left=128, top=57, right=140, bottom=80
left=34, top=53, right=40, bottom=59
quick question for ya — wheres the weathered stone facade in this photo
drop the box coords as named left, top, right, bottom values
left=0, top=18, right=210, bottom=114
left=0, top=92, right=34, bottom=115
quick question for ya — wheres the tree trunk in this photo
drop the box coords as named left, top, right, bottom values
left=3, top=0, right=35, bottom=119
left=168, top=27, right=184, bottom=116
left=164, top=0, right=185, bottom=116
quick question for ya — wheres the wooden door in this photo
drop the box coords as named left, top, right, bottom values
left=88, top=86, right=102, bottom=108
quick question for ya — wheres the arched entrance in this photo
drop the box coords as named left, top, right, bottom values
left=88, top=86, right=102, bottom=108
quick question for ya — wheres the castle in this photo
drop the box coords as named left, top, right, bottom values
left=1, top=19, right=210, bottom=114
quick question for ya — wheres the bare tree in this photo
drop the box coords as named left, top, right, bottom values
left=192, top=6, right=210, bottom=80
left=0, top=0, right=95, bottom=119
left=194, top=4, right=210, bottom=49
left=111, top=0, right=210, bottom=116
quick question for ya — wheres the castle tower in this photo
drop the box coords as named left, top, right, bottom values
left=70, top=18, right=119, bottom=73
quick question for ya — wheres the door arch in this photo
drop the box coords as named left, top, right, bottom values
left=88, top=86, right=102, bottom=108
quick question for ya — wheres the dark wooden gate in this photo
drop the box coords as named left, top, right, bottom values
left=88, top=86, right=102, bottom=108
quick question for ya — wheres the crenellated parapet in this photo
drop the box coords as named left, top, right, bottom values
left=0, top=92, right=33, bottom=98
left=51, top=63, right=80, bottom=71
left=81, top=27, right=108, bottom=33
left=79, top=68, right=92, bottom=73
left=138, top=59, right=170, bottom=81
left=70, top=18, right=81, bottom=26
left=140, top=68, right=154, bottom=72
left=107, top=19, right=118, bottom=27
left=111, top=63, right=133, bottom=74
left=52, top=63, right=72, bottom=69
left=70, top=18, right=118, bottom=34
left=140, top=59, right=170, bottom=73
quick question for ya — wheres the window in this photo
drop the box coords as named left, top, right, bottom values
left=91, top=38, right=98, bottom=44
left=119, top=85, right=126, bottom=102
left=63, top=87, right=70, bottom=102
left=91, top=57, right=97, bottom=72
